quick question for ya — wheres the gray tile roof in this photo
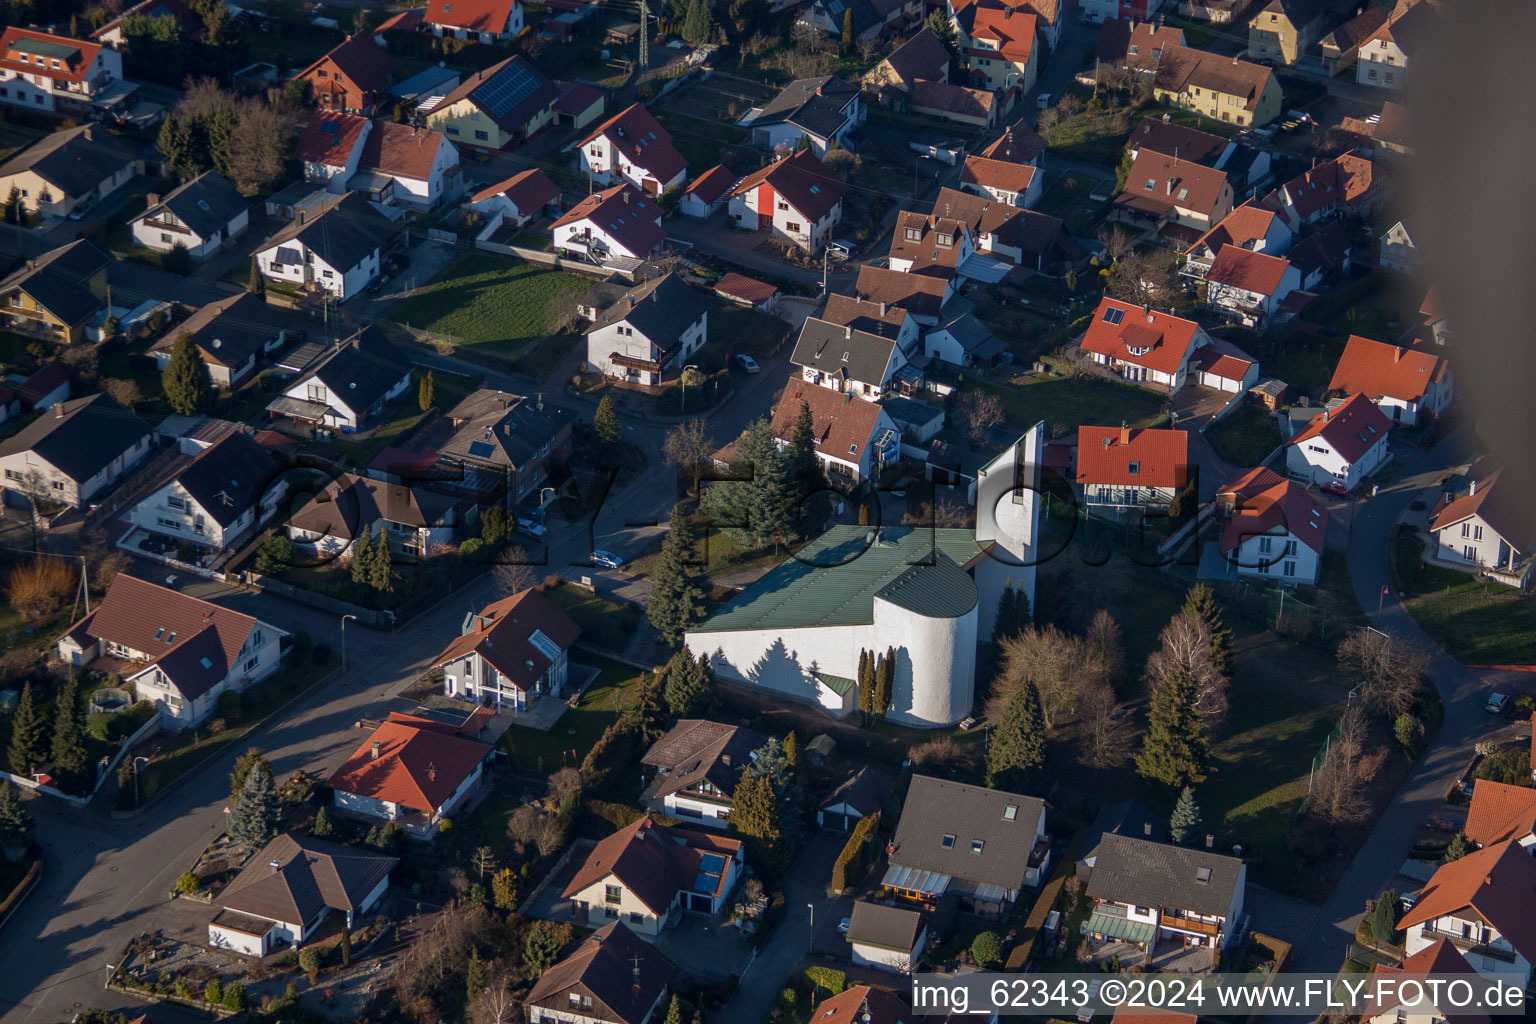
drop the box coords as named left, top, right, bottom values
left=218, top=832, right=396, bottom=926
left=170, top=431, right=279, bottom=529
left=0, top=392, right=149, bottom=484
left=791, top=317, right=900, bottom=387
left=439, top=388, right=575, bottom=472
left=583, top=273, right=709, bottom=348
left=138, top=170, right=246, bottom=240
left=819, top=765, right=891, bottom=816
left=263, top=191, right=396, bottom=273
left=1085, top=832, right=1244, bottom=918
left=847, top=900, right=925, bottom=952
left=152, top=292, right=301, bottom=369
left=755, top=76, right=859, bottom=138
left=888, top=774, right=1047, bottom=892
left=291, top=325, right=413, bottom=417
left=0, top=239, right=109, bottom=328
left=0, top=124, right=139, bottom=198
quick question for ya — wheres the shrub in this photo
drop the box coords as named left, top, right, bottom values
left=175, top=871, right=201, bottom=894
left=205, top=978, right=222, bottom=1004
left=1369, top=890, right=1398, bottom=944
left=780, top=987, right=798, bottom=1006
left=459, top=537, right=485, bottom=560
left=222, top=981, right=245, bottom=1010
left=829, top=812, right=877, bottom=892
left=803, top=965, right=846, bottom=996
left=971, top=931, right=1003, bottom=968
left=298, top=948, right=320, bottom=975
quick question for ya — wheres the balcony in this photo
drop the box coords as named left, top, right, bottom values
left=1160, top=910, right=1221, bottom=937
left=1420, top=926, right=1516, bottom=963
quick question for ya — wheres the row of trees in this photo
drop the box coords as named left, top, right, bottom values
left=9, top=677, right=93, bottom=792
left=158, top=79, right=297, bottom=196
left=855, top=647, right=894, bottom=725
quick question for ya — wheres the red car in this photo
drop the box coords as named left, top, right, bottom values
left=1320, top=480, right=1349, bottom=497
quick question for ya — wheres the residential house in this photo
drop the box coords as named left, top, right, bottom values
left=207, top=833, right=395, bottom=956
left=431, top=588, right=581, bottom=711
left=855, top=264, right=954, bottom=324
left=1464, top=779, right=1536, bottom=851
left=1366, top=940, right=1491, bottom=1024
left=562, top=816, right=744, bottom=936
left=93, top=0, right=200, bottom=47
left=904, top=80, right=1001, bottom=130
left=523, top=922, right=672, bottom=1024
left=1380, top=219, right=1416, bottom=274
left=123, top=431, right=283, bottom=556
left=1078, top=297, right=1214, bottom=392
left=1097, top=18, right=1185, bottom=74
left=1126, top=115, right=1261, bottom=178
left=1248, top=0, right=1336, bottom=65
left=1216, top=466, right=1327, bottom=584
left=1181, top=200, right=1292, bottom=280
left=1328, top=334, right=1452, bottom=425
left=821, top=292, right=920, bottom=350
left=355, top=121, right=464, bottom=210
left=467, top=167, right=560, bottom=225
left=953, top=0, right=1062, bottom=51
left=639, top=719, right=768, bottom=828
left=798, top=0, right=919, bottom=47
left=148, top=294, right=300, bottom=390
left=0, top=239, right=110, bottom=345
left=1340, top=100, right=1411, bottom=155
left=766, top=381, right=901, bottom=483
left=727, top=149, right=845, bottom=253
left=978, top=121, right=1046, bottom=165
left=1420, top=285, right=1452, bottom=346
left=927, top=185, right=1075, bottom=270
left=552, top=183, right=665, bottom=262
left=1285, top=392, right=1392, bottom=488
left=1319, top=4, right=1389, bottom=76
left=577, top=103, right=688, bottom=195
left=1153, top=44, right=1283, bottom=127
left=265, top=325, right=413, bottom=431
left=1082, top=0, right=1169, bottom=21
left=1397, top=838, right=1536, bottom=986
left=883, top=774, right=1051, bottom=913
left=297, top=111, right=370, bottom=186
left=1085, top=832, right=1246, bottom=955
left=285, top=473, right=467, bottom=557
left=679, top=165, right=736, bottom=219
left=817, top=765, right=890, bottom=830
left=1114, top=148, right=1233, bottom=238
left=925, top=305, right=1005, bottom=368
left=960, top=7, right=1039, bottom=93
left=1427, top=459, right=1536, bottom=584
left=800, top=988, right=930, bottom=1024
left=0, top=124, right=139, bottom=219
left=743, top=76, right=863, bottom=156
left=424, top=0, right=524, bottom=42
left=583, top=274, right=709, bottom=386
left=0, top=27, right=125, bottom=117
left=328, top=712, right=494, bottom=835
left=553, top=81, right=605, bottom=132
left=129, top=171, right=248, bottom=261
left=863, top=26, right=951, bottom=98
left=791, top=317, right=910, bottom=400
left=0, top=393, right=150, bottom=509
left=1204, top=245, right=1300, bottom=327
left=15, top=360, right=68, bottom=412
left=713, top=272, right=780, bottom=313
left=846, top=901, right=927, bottom=973
left=1356, top=0, right=1438, bottom=90
left=436, top=387, right=576, bottom=503
left=1189, top=337, right=1259, bottom=393
left=959, top=155, right=1040, bottom=207
left=1076, top=800, right=1161, bottom=881
left=1263, top=152, right=1390, bottom=230
left=255, top=192, right=397, bottom=300
left=1077, top=424, right=1190, bottom=513
left=298, top=33, right=394, bottom=115
left=888, top=210, right=975, bottom=278
left=1285, top=219, right=1353, bottom=291
left=425, top=56, right=557, bottom=150
left=57, top=573, right=286, bottom=728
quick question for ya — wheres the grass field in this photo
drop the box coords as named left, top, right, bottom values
left=1206, top=404, right=1283, bottom=467
left=627, top=524, right=781, bottom=583
left=387, top=252, right=593, bottom=369
left=497, top=652, right=650, bottom=772
left=1395, top=534, right=1536, bottom=665
left=975, top=374, right=1166, bottom=437
left=543, top=582, right=642, bottom=653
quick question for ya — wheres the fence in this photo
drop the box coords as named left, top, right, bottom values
left=0, top=704, right=165, bottom=807
left=472, top=229, right=637, bottom=280
left=240, top=571, right=393, bottom=627
left=426, top=227, right=458, bottom=244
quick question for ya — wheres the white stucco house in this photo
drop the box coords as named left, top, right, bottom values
left=1204, top=245, right=1300, bottom=328
left=265, top=325, right=414, bottom=431
left=576, top=102, right=688, bottom=195
left=726, top=149, right=845, bottom=254
left=284, top=473, right=468, bottom=559
left=1078, top=298, right=1214, bottom=394
left=1084, top=833, right=1247, bottom=954
left=523, top=922, right=672, bottom=1024
left=431, top=588, right=581, bottom=712
left=1365, top=940, right=1488, bottom=1024
left=466, top=167, right=560, bottom=226
left=639, top=719, right=767, bottom=829
left=254, top=192, right=397, bottom=300
left=129, top=171, right=249, bottom=261
left=0, top=27, right=126, bottom=117
left=122, top=430, right=283, bottom=557
left=583, top=274, right=709, bottom=386
left=1216, top=467, right=1328, bottom=585
left=846, top=901, right=927, bottom=973
left=0, top=392, right=150, bottom=510
left=551, top=183, right=665, bottom=262
left=328, top=712, right=493, bottom=837
left=1327, top=334, right=1453, bottom=426
left=424, top=0, right=524, bottom=42
left=1379, top=219, right=1416, bottom=274
left=1428, top=459, right=1535, bottom=587
left=563, top=817, right=744, bottom=936
left=1397, top=839, right=1536, bottom=988
left=1077, top=425, right=1190, bottom=513
left=761, top=381, right=902, bottom=484
left=1285, top=393, right=1392, bottom=489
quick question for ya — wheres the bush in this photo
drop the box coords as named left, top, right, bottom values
left=222, top=981, right=245, bottom=1010
left=216, top=690, right=242, bottom=718
left=780, top=987, right=798, bottom=1007
left=971, top=931, right=1003, bottom=968
left=205, top=978, right=222, bottom=1004
left=298, top=948, right=320, bottom=975
left=161, top=243, right=193, bottom=276
left=802, top=965, right=846, bottom=996
left=829, top=812, right=877, bottom=892
left=1369, top=890, right=1398, bottom=944
left=175, top=871, right=201, bottom=894
left=459, top=537, right=485, bottom=560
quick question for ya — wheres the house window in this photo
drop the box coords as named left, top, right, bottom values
left=568, top=994, right=593, bottom=1010
left=628, top=912, right=643, bottom=924
left=1258, top=560, right=1270, bottom=575
left=446, top=125, right=459, bottom=135
left=904, top=227, right=921, bottom=241
left=1474, top=525, right=1484, bottom=541
left=604, top=884, right=622, bottom=904
left=970, top=839, right=984, bottom=854
left=604, top=907, right=618, bottom=918
left=778, top=201, right=791, bottom=212
left=1127, top=461, right=1140, bottom=475
left=474, top=130, right=488, bottom=141
left=941, top=833, right=956, bottom=848
left=1258, top=537, right=1273, bottom=554
left=1284, top=540, right=1297, bottom=556
left=786, top=222, right=802, bottom=233
left=1282, top=560, right=1296, bottom=577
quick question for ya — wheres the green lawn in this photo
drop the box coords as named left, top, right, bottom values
left=387, top=252, right=594, bottom=370
left=1206, top=404, right=1282, bottom=467
left=627, top=525, right=781, bottom=583
left=1394, top=534, right=1536, bottom=665
left=975, top=375, right=1166, bottom=437
left=497, top=652, right=649, bottom=772
left=542, top=582, right=642, bottom=653
left=1035, top=171, right=1112, bottom=236
left=331, top=368, right=477, bottom=465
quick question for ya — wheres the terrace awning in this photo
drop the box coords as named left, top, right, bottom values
left=1085, top=911, right=1155, bottom=945
left=881, top=865, right=950, bottom=897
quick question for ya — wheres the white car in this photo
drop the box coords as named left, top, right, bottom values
left=735, top=354, right=760, bottom=373
left=1037, top=92, right=1053, bottom=110
left=591, top=549, right=625, bottom=570
left=837, top=917, right=851, bottom=935
left=516, top=516, right=546, bottom=538
left=1486, top=693, right=1510, bottom=715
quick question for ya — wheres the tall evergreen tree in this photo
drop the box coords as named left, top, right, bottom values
left=370, top=527, right=395, bottom=593
left=162, top=331, right=211, bottom=416
left=683, top=0, right=713, bottom=44
left=662, top=647, right=714, bottom=716
left=856, top=648, right=874, bottom=724
left=786, top=401, right=829, bottom=534
left=1182, top=583, right=1232, bottom=676
left=729, top=771, right=786, bottom=873
left=873, top=646, right=895, bottom=719
left=702, top=418, right=793, bottom=546
left=646, top=504, right=708, bottom=647
left=465, top=947, right=486, bottom=1004
left=350, top=529, right=374, bottom=586
left=418, top=370, right=434, bottom=412
left=665, top=994, right=686, bottom=1024
left=227, top=762, right=279, bottom=854
left=7, top=682, right=47, bottom=777
left=593, top=395, right=622, bottom=446
left=49, top=676, right=87, bottom=787
left=247, top=259, right=264, bottom=296
left=1135, top=664, right=1210, bottom=789
left=311, top=805, right=334, bottom=838
left=230, top=746, right=269, bottom=802
left=1168, top=786, right=1202, bottom=845
left=783, top=730, right=799, bottom=770
left=985, top=678, right=1045, bottom=788
left=0, top=782, right=34, bottom=854
left=840, top=7, right=853, bottom=52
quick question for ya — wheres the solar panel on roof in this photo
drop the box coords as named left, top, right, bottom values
left=467, top=440, right=496, bottom=458
left=473, top=62, right=542, bottom=118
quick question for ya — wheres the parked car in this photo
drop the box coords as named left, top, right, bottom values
left=735, top=354, right=760, bottom=373
left=516, top=516, right=546, bottom=538
left=591, top=549, right=624, bottom=569
left=1037, top=93, right=1052, bottom=109
left=1487, top=693, right=1511, bottom=715
left=1320, top=480, right=1349, bottom=497
left=837, top=917, right=851, bottom=935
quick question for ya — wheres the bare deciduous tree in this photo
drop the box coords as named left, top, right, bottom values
left=5, top=557, right=75, bottom=624
left=901, top=500, right=971, bottom=527
left=1144, top=609, right=1230, bottom=727
left=663, top=418, right=714, bottom=496
left=492, top=546, right=538, bottom=597
left=959, top=390, right=1005, bottom=446
left=1081, top=685, right=1135, bottom=768
left=1098, top=226, right=1136, bottom=264
left=992, top=623, right=1116, bottom=730
left=470, top=973, right=518, bottom=1024
left=1105, top=248, right=1175, bottom=305
left=1309, top=705, right=1373, bottom=825
left=1337, top=627, right=1431, bottom=719
left=99, top=377, right=140, bottom=407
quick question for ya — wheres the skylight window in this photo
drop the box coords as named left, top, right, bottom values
left=153, top=627, right=165, bottom=641
left=1144, top=178, right=1157, bottom=190
left=1177, top=188, right=1189, bottom=200
left=199, top=657, right=213, bottom=669
left=1195, top=866, right=1212, bottom=884
left=1003, top=805, right=1018, bottom=821
left=1128, top=461, right=1141, bottom=475
left=1103, top=307, right=1125, bottom=325
left=165, top=631, right=177, bottom=643
left=809, top=185, right=820, bottom=195
left=970, top=839, right=985, bottom=854
left=941, top=833, right=956, bottom=848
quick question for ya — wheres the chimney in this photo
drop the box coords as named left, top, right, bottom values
left=879, top=301, right=887, bottom=316
left=370, top=740, right=381, bottom=759
left=427, top=763, right=437, bottom=782
left=55, top=404, right=64, bottom=419
left=844, top=324, right=852, bottom=339
left=1143, top=822, right=1153, bottom=836
left=1166, top=176, right=1174, bottom=196
left=1119, top=421, right=1130, bottom=445
left=1393, top=346, right=1404, bottom=363
left=721, top=753, right=731, bottom=767
left=270, top=859, right=281, bottom=872
left=146, top=193, right=160, bottom=207
left=623, top=190, right=630, bottom=204
left=297, top=209, right=307, bottom=226
left=1470, top=477, right=1478, bottom=497
left=1205, top=834, right=1214, bottom=849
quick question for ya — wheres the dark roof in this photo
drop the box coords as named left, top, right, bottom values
left=583, top=273, right=709, bottom=345
left=263, top=191, right=397, bottom=272
left=0, top=239, right=109, bottom=327
left=728, top=149, right=844, bottom=223
left=436, top=56, right=557, bottom=133
left=137, top=171, right=245, bottom=239
left=979, top=122, right=1046, bottom=164
left=855, top=265, right=951, bottom=318
left=429, top=589, right=582, bottom=690
left=847, top=900, right=925, bottom=951
left=1128, top=115, right=1230, bottom=166
left=301, top=32, right=394, bottom=97
left=17, top=360, right=68, bottom=407
left=562, top=816, right=743, bottom=913
left=219, top=832, right=396, bottom=926
left=524, top=922, right=673, bottom=1024
left=292, top=325, right=413, bottom=415
left=439, top=387, right=574, bottom=471
left=791, top=316, right=901, bottom=386
left=879, top=26, right=951, bottom=84
left=1078, top=799, right=1162, bottom=868
left=818, top=765, right=891, bottom=816
left=888, top=774, right=1048, bottom=891
left=578, top=103, right=688, bottom=185
left=0, top=124, right=139, bottom=197
left=1154, top=45, right=1276, bottom=112
left=152, top=292, right=299, bottom=368
left=1287, top=219, right=1351, bottom=279
left=754, top=76, right=860, bottom=138
left=286, top=473, right=460, bottom=541
left=168, top=432, right=279, bottom=529
left=641, top=720, right=768, bottom=802
left=1086, top=832, right=1244, bottom=917
left=551, top=183, right=665, bottom=256
left=0, top=392, right=149, bottom=483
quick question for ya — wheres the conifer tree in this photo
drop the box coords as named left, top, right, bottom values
left=1168, top=786, right=1202, bottom=845
left=702, top=417, right=793, bottom=546
left=840, top=7, right=853, bottom=52
left=646, top=504, right=708, bottom=647
left=872, top=646, right=895, bottom=719
left=370, top=527, right=395, bottom=593
left=985, top=678, right=1045, bottom=789
left=786, top=400, right=829, bottom=534
left=729, top=771, right=786, bottom=873
left=350, top=529, right=374, bottom=586
left=7, top=682, right=47, bottom=777
left=465, top=947, right=486, bottom=1004
left=856, top=648, right=874, bottom=724
left=418, top=370, right=434, bottom=412
left=662, top=647, right=714, bottom=716
left=593, top=395, right=622, bottom=446
left=311, top=805, right=334, bottom=838
left=227, top=762, right=279, bottom=854
left=230, top=746, right=269, bottom=802
left=665, top=995, right=686, bottom=1024
left=1135, top=664, right=1210, bottom=789
left=0, top=782, right=34, bottom=853
left=247, top=259, right=264, bottom=296
left=1182, top=583, right=1232, bottom=676
left=162, top=331, right=211, bottom=416
left=49, top=676, right=88, bottom=787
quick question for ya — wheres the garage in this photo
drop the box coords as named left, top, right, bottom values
left=817, top=766, right=891, bottom=831
left=208, top=910, right=275, bottom=956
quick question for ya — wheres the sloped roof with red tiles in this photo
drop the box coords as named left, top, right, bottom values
left=855, top=265, right=950, bottom=317
left=1117, top=149, right=1229, bottom=218
left=966, top=6, right=1037, bottom=64
left=770, top=381, right=889, bottom=463
left=1217, top=468, right=1327, bottom=555
left=524, top=922, right=673, bottom=1024
left=555, top=82, right=603, bottom=116
left=1287, top=392, right=1391, bottom=463
left=471, top=166, right=559, bottom=210
left=822, top=293, right=910, bottom=337
left=429, top=589, right=580, bottom=691
left=1427, top=460, right=1536, bottom=555
left=1420, top=284, right=1442, bottom=320
left=579, top=103, right=687, bottom=185
left=1279, top=152, right=1383, bottom=219
left=1189, top=337, right=1255, bottom=383
left=1465, top=779, right=1536, bottom=848
left=328, top=712, right=492, bottom=813
left=684, top=164, right=736, bottom=205
left=1364, top=0, right=1440, bottom=56
left=1154, top=44, right=1275, bottom=111
left=979, top=122, right=1046, bottom=164
left=714, top=272, right=777, bottom=306
left=1097, top=18, right=1185, bottom=73
left=563, top=816, right=742, bottom=912
left=359, top=121, right=450, bottom=181
left=1112, top=1010, right=1198, bottom=1024
left=1206, top=245, right=1293, bottom=297
left=375, top=7, right=425, bottom=31
left=1367, top=940, right=1488, bottom=1024
left=1328, top=334, right=1449, bottom=404
left=1077, top=426, right=1189, bottom=489
left=425, top=0, right=517, bottom=33
left=1397, top=839, right=1536, bottom=965
left=1188, top=200, right=1282, bottom=257
left=961, top=155, right=1036, bottom=195
left=297, top=111, right=369, bottom=167
left=729, top=149, right=845, bottom=223
left=1079, top=297, right=1204, bottom=377
left=808, top=987, right=922, bottom=1024
left=0, top=28, right=103, bottom=84
left=300, top=33, right=394, bottom=96
left=551, top=183, right=665, bottom=255
left=907, top=80, right=994, bottom=120
left=889, top=212, right=971, bottom=273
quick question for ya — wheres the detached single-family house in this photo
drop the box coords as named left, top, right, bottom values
left=1248, top=0, right=1337, bottom=65
left=524, top=922, right=672, bottom=1024
left=1079, top=297, right=1213, bottom=393
left=1287, top=219, right=1353, bottom=291
left=297, top=32, right=395, bottom=116
left=584, top=274, right=709, bottom=386
left=149, top=293, right=303, bottom=390
left=297, top=111, right=370, bottom=186
left=640, top=719, right=768, bottom=828
left=130, top=171, right=248, bottom=261
left=1126, top=114, right=1230, bottom=165
left=0, top=392, right=150, bottom=509
left=978, top=122, right=1046, bottom=165
left=13, top=360, right=66, bottom=412
left=792, top=317, right=909, bottom=400
left=255, top=191, right=398, bottom=300
left=467, top=167, right=560, bottom=226
left=1216, top=466, right=1328, bottom=584
left=352, top=121, right=464, bottom=210
left=1356, top=0, right=1439, bottom=91
left=679, top=165, right=736, bottom=219
left=846, top=901, right=927, bottom=973
left=123, top=431, right=283, bottom=556
left=960, top=6, right=1039, bottom=93
left=1427, top=459, right=1536, bottom=585
left=1097, top=18, right=1185, bottom=74
left=431, top=588, right=581, bottom=711
left=1204, top=245, right=1300, bottom=328
left=1379, top=220, right=1416, bottom=274
left=1153, top=44, right=1282, bottom=127
left=888, top=210, right=975, bottom=278
left=424, top=0, right=524, bottom=42
left=1181, top=200, right=1292, bottom=280
left=1114, top=149, right=1233, bottom=238
left=577, top=103, right=688, bottom=195
left=562, top=816, right=745, bottom=936
left=925, top=306, right=1005, bottom=368
left=266, top=325, right=413, bottom=431
left=764, top=381, right=901, bottom=483
left=904, top=80, right=1000, bottom=130
left=552, top=183, right=665, bottom=262
left=822, top=292, right=920, bottom=351
left=744, top=76, right=863, bottom=156
left=855, top=265, right=954, bottom=325
left=863, top=26, right=951, bottom=97
left=1464, top=779, right=1536, bottom=851
left=1084, top=832, right=1247, bottom=955
left=0, top=238, right=110, bottom=345
left=1077, top=424, right=1191, bottom=512
left=882, top=774, right=1051, bottom=915
left=1328, top=334, right=1452, bottom=425
left=797, top=0, right=919, bottom=47
left=805, top=988, right=933, bottom=1024
left=0, top=124, right=139, bottom=220
left=285, top=473, right=467, bottom=558
left=1263, top=152, right=1390, bottom=230
left=425, top=56, right=557, bottom=151
left=817, top=765, right=890, bottom=830
left=207, top=833, right=395, bottom=956
left=959, top=155, right=1040, bottom=207
left=727, top=149, right=845, bottom=253
left=436, top=387, right=576, bottom=503
left=1397, top=838, right=1536, bottom=987
left=1366, top=940, right=1490, bottom=1024
left=1285, top=392, right=1392, bottom=488
left=57, top=573, right=287, bottom=728
left=0, top=27, right=125, bottom=117
left=924, top=185, right=1075, bottom=272
left=328, top=712, right=494, bottom=836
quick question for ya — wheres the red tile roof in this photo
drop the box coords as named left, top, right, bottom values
left=684, top=164, right=736, bottom=206
left=1328, top=334, right=1449, bottom=404
left=1420, top=284, right=1443, bottom=320
left=470, top=166, right=560, bottom=210
left=1427, top=459, right=1536, bottom=554
left=425, top=0, right=517, bottom=33
left=1397, top=839, right=1536, bottom=966
left=579, top=103, right=687, bottom=185
left=1368, top=940, right=1489, bottom=1024
left=328, top=712, right=491, bottom=813
left=808, top=987, right=921, bottom=1024
left=555, top=81, right=604, bottom=115
left=550, top=183, right=665, bottom=256
left=1189, top=338, right=1255, bottom=382
left=1277, top=153, right=1383, bottom=220
left=563, top=816, right=742, bottom=913
left=768, top=382, right=889, bottom=464
left=296, top=111, right=369, bottom=166
left=429, top=589, right=580, bottom=690
left=360, top=120, right=449, bottom=181
left=1465, top=780, right=1536, bottom=848
left=1076, top=426, right=1189, bottom=489
left=300, top=33, right=394, bottom=97
left=979, top=123, right=1046, bottom=164
left=1217, top=467, right=1327, bottom=555
left=374, top=7, right=424, bottom=31
left=1096, top=18, right=1185, bottom=73
left=1206, top=245, right=1293, bottom=296
left=1287, top=393, right=1391, bottom=464
left=1113, top=1010, right=1198, bottom=1024
left=961, top=155, right=1036, bottom=195
left=1154, top=44, right=1275, bottom=112
left=1188, top=200, right=1282, bottom=257
left=0, top=28, right=103, bottom=84
left=1079, top=297, right=1204, bottom=377
left=729, top=149, right=844, bottom=224
left=855, top=265, right=950, bottom=318
left=714, top=272, right=777, bottom=307
left=966, top=6, right=1037, bottom=64
left=822, top=293, right=910, bottom=337
left=1118, top=149, right=1229, bottom=218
